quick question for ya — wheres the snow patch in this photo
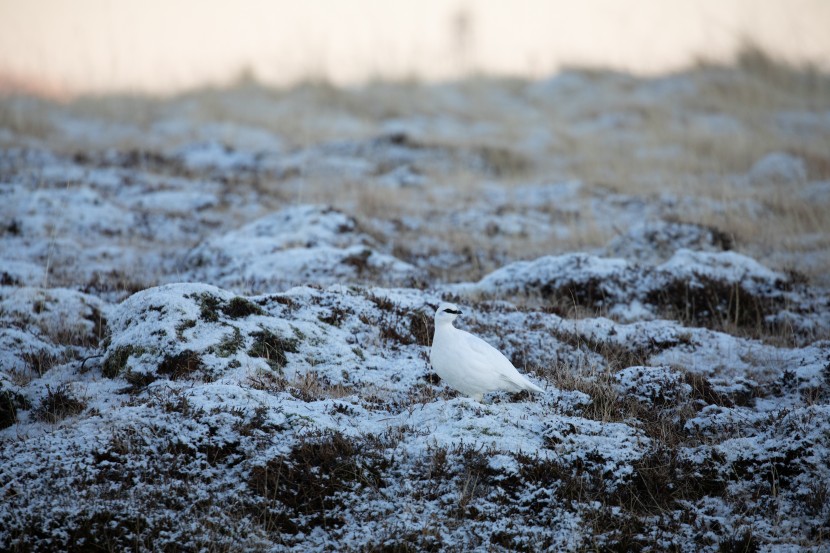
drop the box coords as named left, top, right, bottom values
left=748, top=152, right=807, bottom=186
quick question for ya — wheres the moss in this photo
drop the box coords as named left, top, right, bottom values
left=291, top=325, right=306, bottom=341
left=196, top=293, right=264, bottom=323
left=175, top=318, right=197, bottom=340
left=248, top=329, right=299, bottom=370
left=319, top=305, right=348, bottom=327
left=263, top=295, right=296, bottom=309
left=102, top=345, right=136, bottom=378
left=212, top=327, right=244, bottom=357
left=222, top=297, right=264, bottom=318
left=197, top=292, right=223, bottom=322
left=123, top=370, right=157, bottom=392
left=157, top=349, right=205, bottom=380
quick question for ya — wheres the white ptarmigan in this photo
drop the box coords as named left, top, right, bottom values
left=429, top=302, right=545, bottom=401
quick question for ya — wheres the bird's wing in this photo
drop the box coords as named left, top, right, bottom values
left=459, top=330, right=515, bottom=370
left=459, top=330, right=544, bottom=392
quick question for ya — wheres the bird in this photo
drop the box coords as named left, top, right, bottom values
left=429, top=302, right=545, bottom=401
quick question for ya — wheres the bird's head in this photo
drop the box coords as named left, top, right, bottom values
left=434, top=302, right=462, bottom=325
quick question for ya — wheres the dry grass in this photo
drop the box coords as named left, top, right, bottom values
left=31, top=384, right=86, bottom=423
left=248, top=368, right=355, bottom=402
left=562, top=63, right=828, bottom=279
left=1, top=44, right=828, bottom=287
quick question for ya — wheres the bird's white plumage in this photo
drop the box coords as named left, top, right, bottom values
left=429, top=302, right=545, bottom=401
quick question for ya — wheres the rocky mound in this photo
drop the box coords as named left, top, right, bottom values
left=184, top=205, right=425, bottom=292
left=2, top=279, right=828, bottom=551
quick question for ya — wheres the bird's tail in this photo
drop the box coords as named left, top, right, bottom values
left=501, top=372, right=545, bottom=394
left=523, top=379, right=545, bottom=394
left=513, top=373, right=544, bottom=394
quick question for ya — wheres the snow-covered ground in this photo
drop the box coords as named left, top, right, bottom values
left=2, top=62, right=829, bottom=551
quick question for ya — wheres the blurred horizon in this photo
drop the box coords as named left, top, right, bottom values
left=1, top=0, right=829, bottom=99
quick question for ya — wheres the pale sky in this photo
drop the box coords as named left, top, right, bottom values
left=1, top=0, right=828, bottom=96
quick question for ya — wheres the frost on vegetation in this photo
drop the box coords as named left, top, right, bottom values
left=0, top=259, right=45, bottom=287
left=748, top=151, right=808, bottom=186
left=613, top=365, right=691, bottom=407
left=2, top=277, right=828, bottom=550
left=605, top=220, right=734, bottom=265
left=2, top=69, right=830, bottom=551
left=275, top=132, right=530, bottom=181
left=774, top=109, right=830, bottom=138
left=460, top=247, right=829, bottom=343
left=184, top=204, right=425, bottom=293
left=0, top=286, right=107, bottom=378
left=174, top=140, right=260, bottom=172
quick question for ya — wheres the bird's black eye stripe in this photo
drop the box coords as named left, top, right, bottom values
left=443, top=308, right=460, bottom=314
